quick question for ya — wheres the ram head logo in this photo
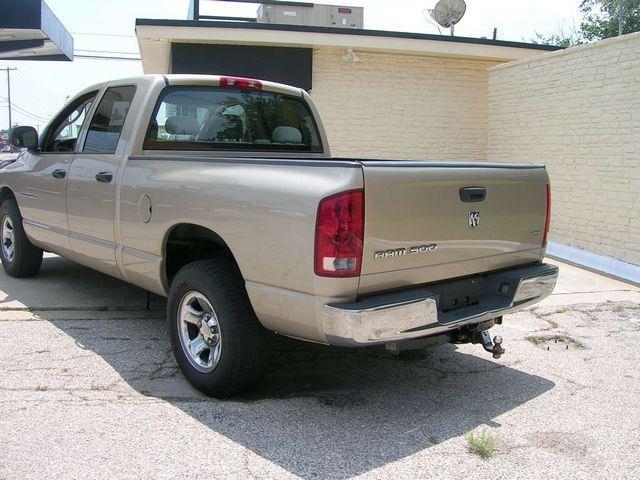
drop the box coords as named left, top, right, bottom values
left=468, top=211, right=480, bottom=229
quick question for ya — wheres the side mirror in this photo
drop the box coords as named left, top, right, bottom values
left=9, top=126, right=38, bottom=150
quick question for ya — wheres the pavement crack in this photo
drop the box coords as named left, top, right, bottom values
left=0, top=306, right=165, bottom=312
left=550, top=289, right=639, bottom=296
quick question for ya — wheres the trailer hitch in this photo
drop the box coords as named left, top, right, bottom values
left=473, top=330, right=505, bottom=359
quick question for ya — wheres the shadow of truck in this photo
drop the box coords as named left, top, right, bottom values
left=2, top=255, right=555, bottom=479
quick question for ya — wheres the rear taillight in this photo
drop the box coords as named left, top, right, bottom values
left=314, top=189, right=364, bottom=277
left=542, top=184, right=551, bottom=247
left=219, top=76, right=263, bottom=90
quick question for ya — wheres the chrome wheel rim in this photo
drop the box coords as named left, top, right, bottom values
left=1, top=215, right=15, bottom=262
left=177, top=291, right=222, bottom=373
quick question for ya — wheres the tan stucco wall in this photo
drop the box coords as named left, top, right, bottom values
left=310, top=48, right=499, bottom=160
left=488, top=33, right=640, bottom=266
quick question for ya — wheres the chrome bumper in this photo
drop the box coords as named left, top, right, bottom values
left=322, top=263, right=558, bottom=346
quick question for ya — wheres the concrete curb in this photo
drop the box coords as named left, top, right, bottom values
left=547, top=241, right=640, bottom=286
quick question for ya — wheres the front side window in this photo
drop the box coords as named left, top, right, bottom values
left=83, top=85, right=136, bottom=153
left=42, top=92, right=97, bottom=152
left=145, top=87, right=322, bottom=153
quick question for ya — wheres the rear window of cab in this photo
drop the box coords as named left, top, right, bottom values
left=144, top=86, right=323, bottom=153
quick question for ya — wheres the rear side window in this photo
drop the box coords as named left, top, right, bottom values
left=83, top=85, right=136, bottom=153
left=144, top=86, right=322, bottom=153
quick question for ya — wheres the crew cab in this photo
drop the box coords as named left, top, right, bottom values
left=0, top=75, right=557, bottom=396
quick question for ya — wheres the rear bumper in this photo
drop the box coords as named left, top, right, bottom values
left=321, top=263, right=558, bottom=346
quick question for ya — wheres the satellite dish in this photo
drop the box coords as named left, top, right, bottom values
left=429, top=0, right=466, bottom=36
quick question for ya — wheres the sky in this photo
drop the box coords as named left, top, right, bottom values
left=1, top=0, right=584, bottom=131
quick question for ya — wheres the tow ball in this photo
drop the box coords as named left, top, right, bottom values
left=473, top=330, right=505, bottom=359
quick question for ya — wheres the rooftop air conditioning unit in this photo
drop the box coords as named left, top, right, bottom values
left=257, top=4, right=364, bottom=29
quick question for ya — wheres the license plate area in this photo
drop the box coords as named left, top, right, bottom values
left=439, top=277, right=481, bottom=313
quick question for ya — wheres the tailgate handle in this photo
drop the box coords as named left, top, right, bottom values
left=459, top=187, right=487, bottom=202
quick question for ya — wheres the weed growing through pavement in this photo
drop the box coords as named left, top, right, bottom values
left=526, top=333, right=585, bottom=349
left=466, top=429, right=500, bottom=458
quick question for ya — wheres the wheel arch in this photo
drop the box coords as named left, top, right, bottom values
left=0, top=186, right=16, bottom=206
left=162, top=222, right=244, bottom=286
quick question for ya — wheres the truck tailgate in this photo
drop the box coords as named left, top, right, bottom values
left=358, top=161, right=549, bottom=295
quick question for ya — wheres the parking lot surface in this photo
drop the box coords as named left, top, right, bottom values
left=0, top=255, right=639, bottom=479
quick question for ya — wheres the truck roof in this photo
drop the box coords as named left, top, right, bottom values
left=75, top=74, right=304, bottom=100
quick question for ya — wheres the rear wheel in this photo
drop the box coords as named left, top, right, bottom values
left=0, top=199, right=43, bottom=277
left=167, top=259, right=269, bottom=397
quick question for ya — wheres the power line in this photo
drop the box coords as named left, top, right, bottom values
left=0, top=96, right=49, bottom=121
left=11, top=105, right=50, bottom=122
left=0, top=44, right=141, bottom=129
left=1, top=105, right=49, bottom=123
left=76, top=48, right=141, bottom=55
left=9, top=102, right=49, bottom=119
left=74, top=54, right=141, bottom=61
left=71, top=31, right=136, bottom=38
left=0, top=108, right=49, bottom=125
left=8, top=109, right=49, bottom=124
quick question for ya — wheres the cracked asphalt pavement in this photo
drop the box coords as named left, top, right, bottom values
left=1, top=254, right=639, bottom=479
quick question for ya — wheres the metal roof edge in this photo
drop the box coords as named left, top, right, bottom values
left=135, top=18, right=561, bottom=52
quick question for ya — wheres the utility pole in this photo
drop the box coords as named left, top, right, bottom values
left=2, top=67, right=17, bottom=131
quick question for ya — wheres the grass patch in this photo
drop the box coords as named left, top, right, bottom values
left=526, top=333, right=585, bottom=349
left=466, top=429, right=500, bottom=458
left=611, top=304, right=639, bottom=313
left=544, top=319, right=560, bottom=330
left=536, top=307, right=569, bottom=318
left=526, top=335, right=545, bottom=346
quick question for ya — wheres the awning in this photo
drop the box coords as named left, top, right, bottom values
left=0, top=0, right=73, bottom=61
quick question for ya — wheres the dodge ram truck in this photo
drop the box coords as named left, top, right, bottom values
left=0, top=74, right=558, bottom=397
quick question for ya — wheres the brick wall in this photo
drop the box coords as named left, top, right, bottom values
left=488, top=33, right=640, bottom=265
left=310, top=48, right=498, bottom=160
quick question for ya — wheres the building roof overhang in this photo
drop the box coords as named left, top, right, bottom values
left=0, top=0, right=73, bottom=61
left=135, top=19, right=560, bottom=74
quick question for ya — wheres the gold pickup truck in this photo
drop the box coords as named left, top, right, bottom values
left=0, top=74, right=557, bottom=397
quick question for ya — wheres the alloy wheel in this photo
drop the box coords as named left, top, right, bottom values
left=177, top=291, right=222, bottom=373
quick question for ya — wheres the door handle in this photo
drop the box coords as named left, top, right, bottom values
left=459, top=186, right=487, bottom=203
left=95, top=172, right=113, bottom=183
left=51, top=169, right=66, bottom=179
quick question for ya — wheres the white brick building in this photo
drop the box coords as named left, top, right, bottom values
left=135, top=20, right=553, bottom=166
left=135, top=17, right=639, bottom=283
left=488, top=32, right=640, bottom=275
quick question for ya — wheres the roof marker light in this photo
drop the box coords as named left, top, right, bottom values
left=219, top=76, right=263, bottom=90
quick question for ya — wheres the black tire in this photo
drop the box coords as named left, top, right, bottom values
left=0, top=198, right=43, bottom=277
left=167, top=258, right=269, bottom=397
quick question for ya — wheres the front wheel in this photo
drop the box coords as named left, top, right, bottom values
left=0, top=199, right=43, bottom=277
left=167, top=259, right=269, bottom=397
